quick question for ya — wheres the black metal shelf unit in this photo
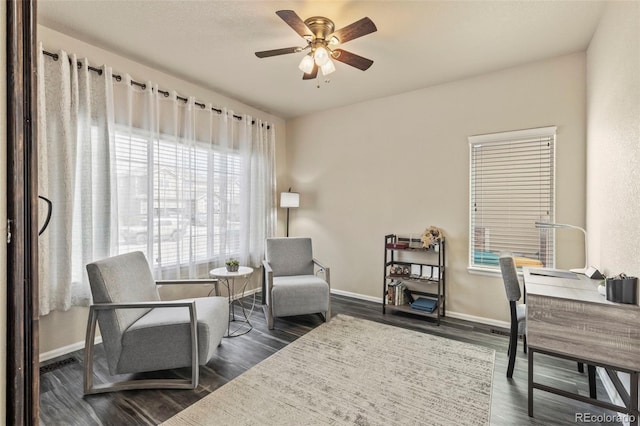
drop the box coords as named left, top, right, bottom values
left=382, top=234, right=446, bottom=325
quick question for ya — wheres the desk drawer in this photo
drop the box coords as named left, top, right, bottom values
left=527, top=294, right=640, bottom=371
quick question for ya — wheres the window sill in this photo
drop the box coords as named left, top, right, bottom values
left=467, top=266, right=524, bottom=278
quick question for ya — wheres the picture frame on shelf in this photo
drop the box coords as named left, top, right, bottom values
left=431, top=266, right=440, bottom=280
left=420, top=265, right=432, bottom=280
left=410, top=264, right=422, bottom=278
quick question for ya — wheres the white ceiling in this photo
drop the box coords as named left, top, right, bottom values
left=38, top=1, right=605, bottom=119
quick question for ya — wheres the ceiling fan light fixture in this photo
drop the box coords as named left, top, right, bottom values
left=298, top=54, right=315, bottom=74
left=255, top=11, right=377, bottom=80
left=320, top=59, right=336, bottom=76
left=313, top=46, right=330, bottom=66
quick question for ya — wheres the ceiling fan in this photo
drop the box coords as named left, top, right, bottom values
left=255, top=10, right=377, bottom=80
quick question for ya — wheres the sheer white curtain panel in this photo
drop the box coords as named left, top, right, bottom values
left=38, top=47, right=276, bottom=313
left=37, top=45, right=116, bottom=315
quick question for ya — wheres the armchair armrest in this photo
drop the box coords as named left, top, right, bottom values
left=155, top=279, right=220, bottom=296
left=262, top=260, right=274, bottom=304
left=313, top=258, right=330, bottom=288
left=155, top=279, right=218, bottom=286
left=90, top=300, right=198, bottom=310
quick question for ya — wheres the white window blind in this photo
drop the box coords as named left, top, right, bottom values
left=469, top=126, right=556, bottom=271
left=114, top=129, right=241, bottom=269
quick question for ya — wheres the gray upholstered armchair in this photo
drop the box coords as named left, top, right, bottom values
left=262, top=238, right=331, bottom=330
left=84, top=251, right=229, bottom=394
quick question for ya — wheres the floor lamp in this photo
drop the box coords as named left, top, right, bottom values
left=535, top=221, right=588, bottom=274
left=280, top=188, right=299, bottom=237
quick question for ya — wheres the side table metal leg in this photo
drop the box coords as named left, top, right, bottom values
left=230, top=278, right=237, bottom=321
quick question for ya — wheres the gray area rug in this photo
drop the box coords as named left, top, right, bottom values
left=162, top=315, right=495, bottom=426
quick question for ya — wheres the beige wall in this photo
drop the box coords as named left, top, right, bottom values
left=1, top=0, right=7, bottom=418
left=586, top=1, right=640, bottom=278
left=38, top=26, right=286, bottom=356
left=286, top=53, right=587, bottom=324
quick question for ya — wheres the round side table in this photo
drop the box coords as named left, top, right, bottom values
left=209, top=266, right=255, bottom=337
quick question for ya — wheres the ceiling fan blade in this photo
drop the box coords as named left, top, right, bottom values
left=332, top=49, right=374, bottom=71
left=255, top=47, right=301, bottom=58
left=329, top=17, right=377, bottom=44
left=276, top=10, right=313, bottom=39
left=302, top=64, right=318, bottom=80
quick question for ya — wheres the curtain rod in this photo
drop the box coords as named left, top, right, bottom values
left=42, top=50, right=271, bottom=130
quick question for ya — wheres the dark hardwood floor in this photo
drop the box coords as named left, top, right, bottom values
left=39, top=294, right=622, bottom=425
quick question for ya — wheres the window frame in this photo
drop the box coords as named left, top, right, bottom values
left=467, top=126, right=557, bottom=275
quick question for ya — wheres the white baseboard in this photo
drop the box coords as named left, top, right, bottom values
left=330, top=288, right=382, bottom=303
left=330, top=289, right=509, bottom=329
left=446, top=311, right=510, bottom=329
left=40, top=336, right=102, bottom=363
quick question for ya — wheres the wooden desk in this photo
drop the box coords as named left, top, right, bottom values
left=524, top=267, right=640, bottom=425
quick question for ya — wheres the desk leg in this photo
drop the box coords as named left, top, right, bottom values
left=528, top=348, right=534, bottom=417
left=631, top=372, right=638, bottom=426
left=587, top=365, right=597, bottom=399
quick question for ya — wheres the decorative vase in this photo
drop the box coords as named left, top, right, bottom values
left=226, top=264, right=239, bottom=272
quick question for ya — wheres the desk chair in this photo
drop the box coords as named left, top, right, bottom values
left=499, top=254, right=595, bottom=395
left=499, top=254, right=527, bottom=378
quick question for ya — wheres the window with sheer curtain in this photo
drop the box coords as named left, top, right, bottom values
left=37, top=45, right=276, bottom=314
left=468, top=126, right=556, bottom=272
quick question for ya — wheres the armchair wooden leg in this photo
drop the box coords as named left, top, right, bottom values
left=263, top=305, right=274, bottom=330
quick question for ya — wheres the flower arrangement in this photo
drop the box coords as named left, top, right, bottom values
left=420, top=226, right=444, bottom=248
left=225, top=259, right=239, bottom=272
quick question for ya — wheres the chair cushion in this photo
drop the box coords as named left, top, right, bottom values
left=117, top=296, right=228, bottom=374
left=271, top=275, right=329, bottom=317
left=266, top=238, right=314, bottom=276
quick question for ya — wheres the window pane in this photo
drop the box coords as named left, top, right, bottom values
left=469, top=128, right=555, bottom=270
left=114, top=128, right=241, bottom=270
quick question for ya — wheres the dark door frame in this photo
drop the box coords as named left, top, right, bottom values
left=6, top=0, right=39, bottom=424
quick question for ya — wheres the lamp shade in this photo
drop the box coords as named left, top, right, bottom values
left=320, top=59, right=336, bottom=76
left=298, top=54, right=314, bottom=74
left=280, top=192, right=299, bottom=208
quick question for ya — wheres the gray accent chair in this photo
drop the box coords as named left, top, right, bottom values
left=84, top=251, right=228, bottom=394
left=262, top=238, right=330, bottom=330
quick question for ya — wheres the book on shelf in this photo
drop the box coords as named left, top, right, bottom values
left=411, top=297, right=438, bottom=313
left=387, top=281, right=408, bottom=305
